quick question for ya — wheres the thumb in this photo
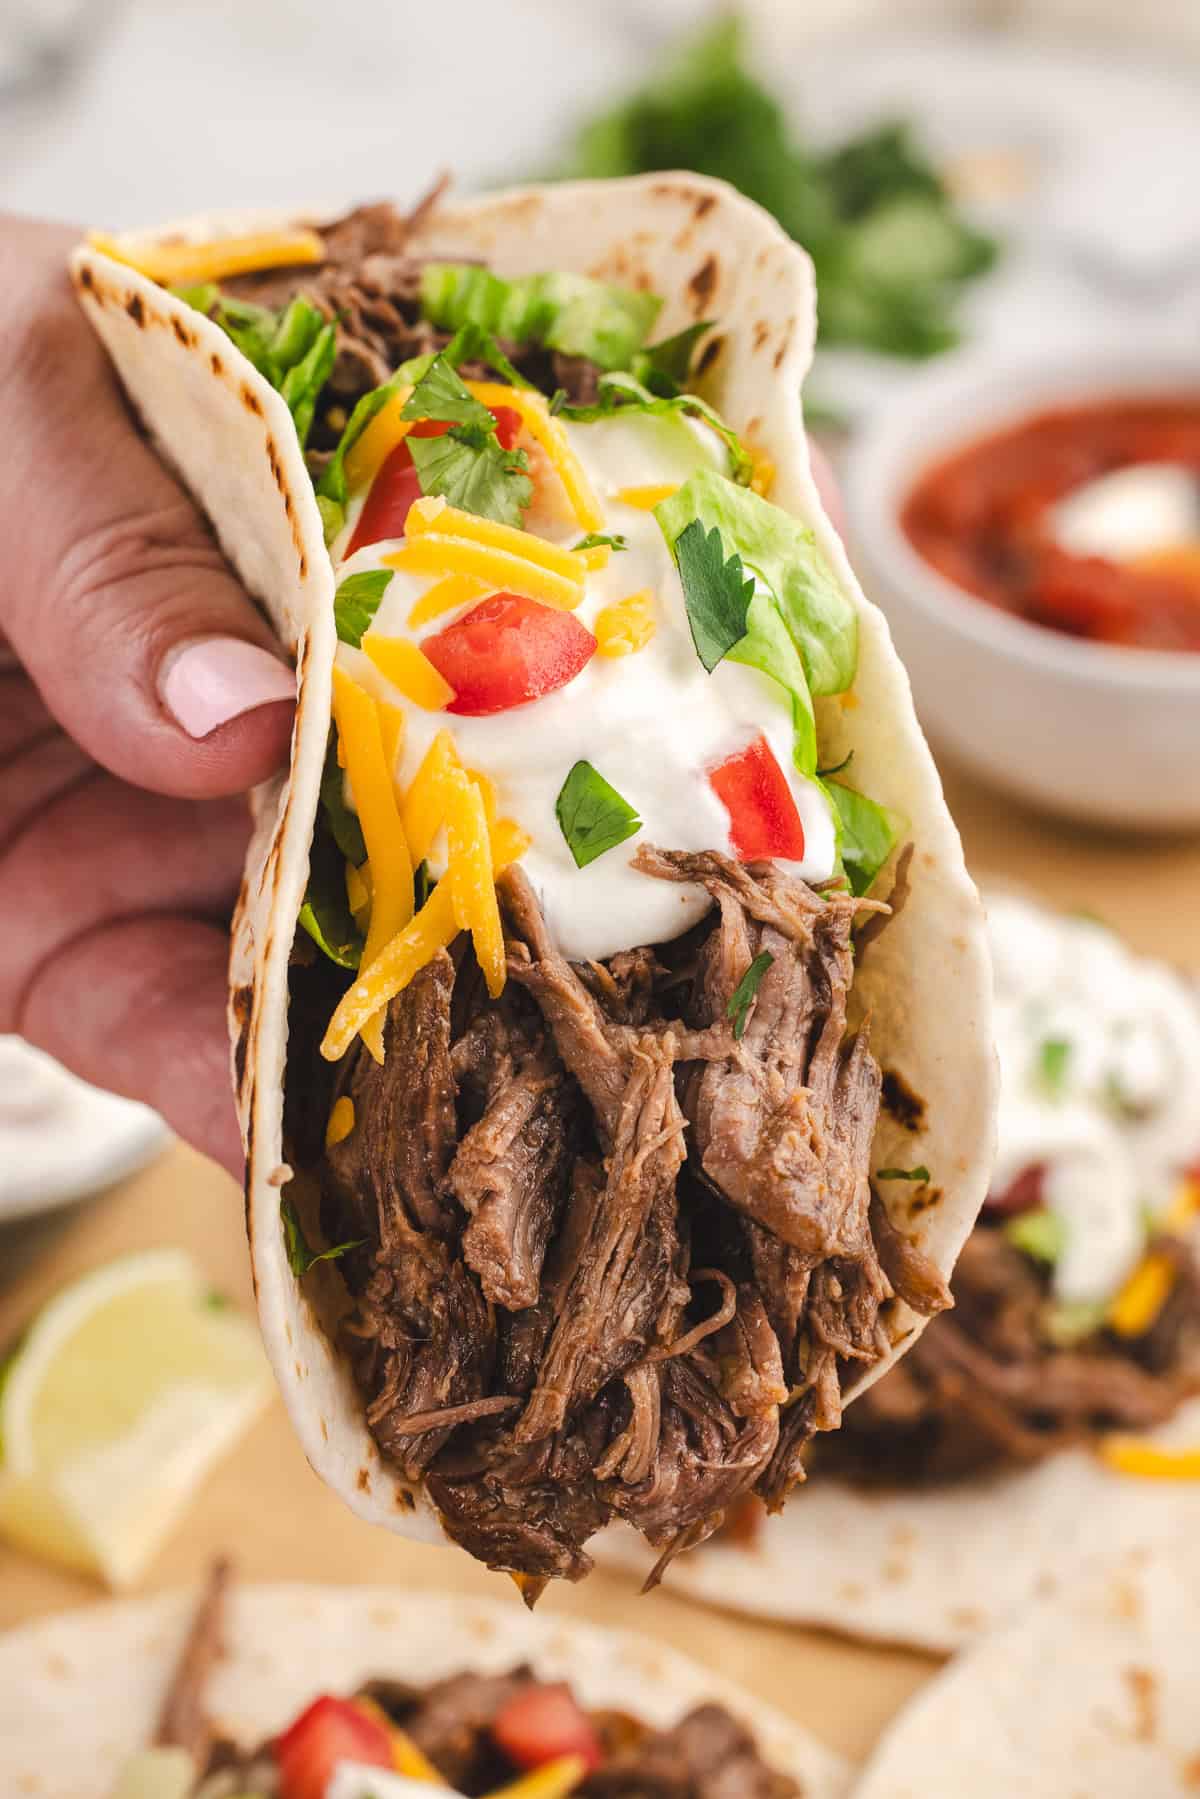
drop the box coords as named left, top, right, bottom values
left=1, top=216, right=295, bottom=800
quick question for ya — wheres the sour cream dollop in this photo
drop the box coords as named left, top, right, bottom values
left=988, top=891, right=1200, bottom=1306
left=333, top=411, right=836, bottom=961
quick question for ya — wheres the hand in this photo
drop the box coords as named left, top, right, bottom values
left=0, top=217, right=296, bottom=1179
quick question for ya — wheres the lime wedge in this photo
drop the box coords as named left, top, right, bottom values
left=0, top=1249, right=270, bottom=1585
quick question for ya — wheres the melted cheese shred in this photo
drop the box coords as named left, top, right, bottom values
left=87, top=227, right=325, bottom=287
left=343, top=387, right=415, bottom=492
left=331, top=666, right=414, bottom=1062
left=383, top=537, right=582, bottom=611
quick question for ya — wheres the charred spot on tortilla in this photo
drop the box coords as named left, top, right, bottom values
left=171, top=315, right=192, bottom=348
left=689, top=254, right=718, bottom=311
left=694, top=192, right=718, bottom=220
left=125, top=291, right=145, bottom=326
left=696, top=334, right=724, bottom=376
left=210, top=349, right=223, bottom=376
left=231, top=983, right=253, bottom=1028
left=240, top=384, right=262, bottom=415
left=76, top=262, right=94, bottom=292
left=773, top=339, right=789, bottom=371
left=881, top=1069, right=927, bottom=1132
left=906, top=1183, right=942, bottom=1217
left=752, top=320, right=770, bottom=351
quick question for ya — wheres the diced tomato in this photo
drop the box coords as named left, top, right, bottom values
left=345, top=405, right=523, bottom=558
left=491, top=1683, right=604, bottom=1773
left=422, top=593, right=596, bottom=715
left=708, top=734, right=806, bottom=861
left=984, top=1163, right=1046, bottom=1217
left=274, top=1695, right=391, bottom=1799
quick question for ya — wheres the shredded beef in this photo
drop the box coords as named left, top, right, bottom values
left=221, top=194, right=604, bottom=450
left=157, top=1559, right=230, bottom=1766
left=301, top=834, right=946, bottom=1581
left=584, top=1704, right=799, bottom=1799
left=824, top=1222, right=1200, bottom=1484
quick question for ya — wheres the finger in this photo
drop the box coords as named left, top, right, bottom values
left=0, top=217, right=295, bottom=800
left=0, top=764, right=250, bottom=1030
left=20, top=914, right=244, bottom=1178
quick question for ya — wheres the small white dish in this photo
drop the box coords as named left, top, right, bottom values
left=0, top=1037, right=169, bottom=1223
left=844, top=342, right=1200, bottom=829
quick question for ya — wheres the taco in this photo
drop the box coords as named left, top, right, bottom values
left=71, top=175, right=995, bottom=1588
left=856, top=1537, right=1200, bottom=1798
left=600, top=890, right=1200, bottom=1646
left=0, top=1565, right=849, bottom=1798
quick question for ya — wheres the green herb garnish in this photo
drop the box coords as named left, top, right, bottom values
left=555, top=760, right=642, bottom=868
left=401, top=355, right=497, bottom=431
left=281, top=1197, right=364, bottom=1278
left=727, top=951, right=773, bottom=1040
left=674, top=518, right=755, bottom=673
left=1004, top=1207, right=1067, bottom=1265
left=408, top=427, right=532, bottom=528
left=333, top=569, right=394, bottom=649
left=875, top=1165, right=931, bottom=1183
left=574, top=532, right=628, bottom=553
left=1037, top=1037, right=1072, bottom=1099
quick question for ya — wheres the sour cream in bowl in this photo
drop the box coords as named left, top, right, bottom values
left=984, top=890, right=1200, bottom=1324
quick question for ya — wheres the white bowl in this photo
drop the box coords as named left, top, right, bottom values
left=844, top=344, right=1200, bottom=830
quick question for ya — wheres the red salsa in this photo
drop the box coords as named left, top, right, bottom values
left=901, top=397, right=1200, bottom=651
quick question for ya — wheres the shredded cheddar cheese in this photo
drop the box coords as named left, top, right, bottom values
left=408, top=572, right=490, bottom=629
left=595, top=590, right=656, bottom=658
left=324, top=1096, right=355, bottom=1148
left=364, top=635, right=456, bottom=710
left=345, top=860, right=371, bottom=921
left=748, top=448, right=776, bottom=498
left=406, top=496, right=592, bottom=583
left=614, top=483, right=678, bottom=510
left=376, top=696, right=405, bottom=777
left=482, top=1755, right=588, bottom=1799
left=343, top=387, right=414, bottom=493
left=351, top=1700, right=446, bottom=1784
left=465, top=382, right=603, bottom=531
left=444, top=770, right=505, bottom=997
left=402, top=730, right=462, bottom=866
left=330, top=666, right=414, bottom=1062
left=1098, top=1438, right=1200, bottom=1481
left=383, top=537, right=582, bottom=611
left=321, top=881, right=459, bottom=1062
left=1109, top=1179, right=1200, bottom=1338
left=87, top=227, right=324, bottom=288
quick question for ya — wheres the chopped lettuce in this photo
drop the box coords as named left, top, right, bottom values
left=558, top=372, right=753, bottom=484
left=632, top=320, right=714, bottom=396
left=657, top=470, right=857, bottom=699
left=823, top=778, right=903, bottom=897
left=172, top=286, right=335, bottom=448
left=420, top=264, right=662, bottom=372
left=297, top=736, right=367, bottom=970
left=1005, top=1207, right=1067, bottom=1266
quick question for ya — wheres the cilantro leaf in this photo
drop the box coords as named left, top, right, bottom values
left=574, top=532, right=628, bottom=553
left=409, top=428, right=532, bottom=528
left=401, top=354, right=496, bottom=431
left=727, top=951, right=773, bottom=1040
left=674, top=518, right=755, bottom=672
left=281, top=1196, right=364, bottom=1278
left=1004, top=1207, right=1066, bottom=1266
left=875, top=1165, right=931, bottom=1183
left=1037, top=1037, right=1072, bottom=1098
left=556, top=760, right=642, bottom=868
left=632, top=320, right=714, bottom=396
left=334, top=570, right=394, bottom=649
left=439, top=321, right=535, bottom=389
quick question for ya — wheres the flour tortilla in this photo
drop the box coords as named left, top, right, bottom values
left=0, top=1583, right=850, bottom=1798
left=856, top=1536, right=1200, bottom=1796
left=596, top=1395, right=1200, bottom=1651
left=71, top=175, right=996, bottom=1553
